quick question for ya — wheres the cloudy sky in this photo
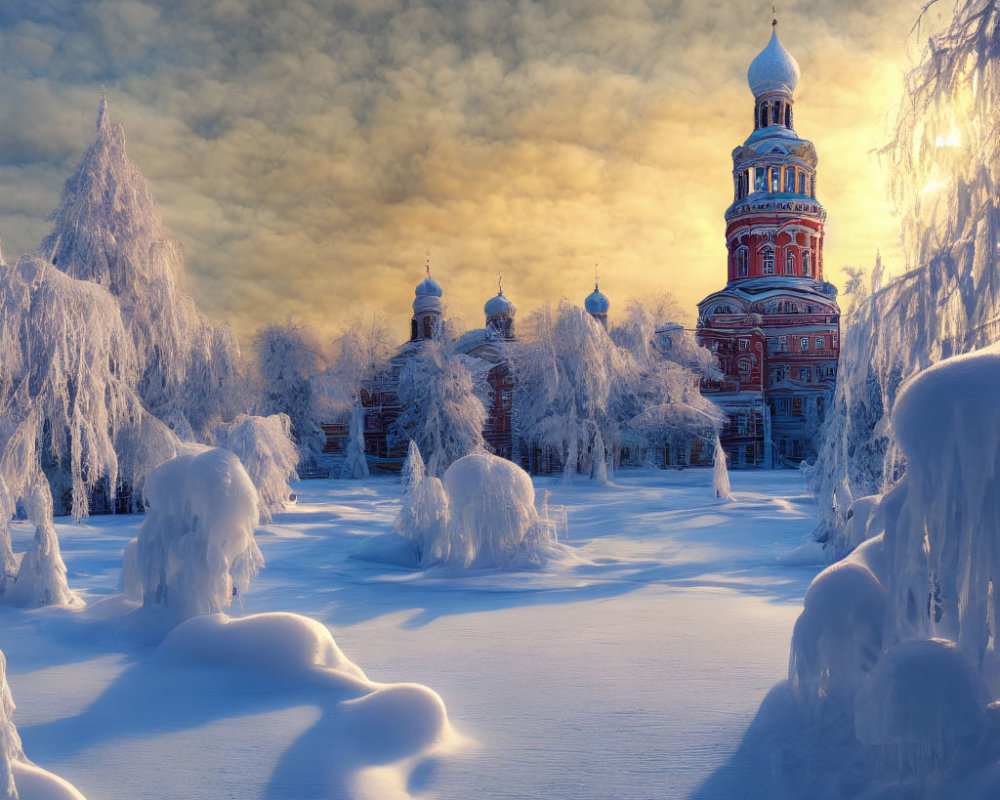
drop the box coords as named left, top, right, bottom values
left=0, top=0, right=946, bottom=343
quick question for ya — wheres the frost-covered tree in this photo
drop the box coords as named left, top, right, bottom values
left=712, top=437, right=732, bottom=501
left=211, top=414, right=299, bottom=523
left=0, top=256, right=142, bottom=519
left=41, top=96, right=242, bottom=439
left=396, top=338, right=487, bottom=477
left=253, top=322, right=328, bottom=460
left=322, top=313, right=393, bottom=411
left=811, top=0, right=1000, bottom=554
left=0, top=478, right=15, bottom=593
left=128, top=447, right=263, bottom=623
left=6, top=477, right=75, bottom=609
left=344, top=406, right=369, bottom=479
left=513, top=302, right=625, bottom=477
left=401, top=440, right=426, bottom=498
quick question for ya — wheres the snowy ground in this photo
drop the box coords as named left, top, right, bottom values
left=2, top=468, right=823, bottom=800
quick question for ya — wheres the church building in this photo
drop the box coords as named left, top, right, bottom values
left=696, top=24, right=841, bottom=467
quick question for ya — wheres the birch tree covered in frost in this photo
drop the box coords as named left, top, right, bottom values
left=396, top=338, right=487, bottom=477
left=41, top=96, right=243, bottom=439
left=810, top=0, right=1000, bottom=554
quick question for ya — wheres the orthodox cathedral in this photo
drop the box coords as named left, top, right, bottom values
left=327, top=24, right=838, bottom=474
left=696, top=23, right=840, bottom=467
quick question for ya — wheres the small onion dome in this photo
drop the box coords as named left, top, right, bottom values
left=484, top=292, right=515, bottom=318
left=585, top=285, right=610, bottom=314
left=414, top=275, right=443, bottom=298
left=747, top=30, right=800, bottom=97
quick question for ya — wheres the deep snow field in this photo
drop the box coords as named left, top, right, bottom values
left=2, top=468, right=823, bottom=800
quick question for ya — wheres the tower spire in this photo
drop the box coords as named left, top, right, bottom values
left=594, top=262, right=600, bottom=291
left=425, top=249, right=431, bottom=278
left=497, top=271, right=503, bottom=295
left=772, top=5, right=777, bottom=28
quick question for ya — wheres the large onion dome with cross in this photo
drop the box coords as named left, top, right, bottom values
left=695, top=20, right=841, bottom=468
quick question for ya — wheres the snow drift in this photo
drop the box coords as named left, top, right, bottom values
left=125, top=447, right=262, bottom=624
left=1, top=648, right=89, bottom=800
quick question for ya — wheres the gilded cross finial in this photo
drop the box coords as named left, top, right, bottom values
left=425, top=250, right=430, bottom=278
left=772, top=5, right=778, bottom=28
left=497, top=271, right=503, bottom=295
left=594, top=262, right=600, bottom=291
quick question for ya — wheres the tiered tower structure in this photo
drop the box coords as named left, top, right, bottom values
left=696, top=23, right=840, bottom=466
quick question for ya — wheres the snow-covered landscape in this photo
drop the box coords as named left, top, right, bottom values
left=2, top=0, right=1000, bottom=798
left=3, top=468, right=821, bottom=800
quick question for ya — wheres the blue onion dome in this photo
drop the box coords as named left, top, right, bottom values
left=415, top=274, right=443, bottom=297
left=585, top=284, right=610, bottom=314
left=747, top=29, right=800, bottom=97
left=484, top=292, right=515, bottom=318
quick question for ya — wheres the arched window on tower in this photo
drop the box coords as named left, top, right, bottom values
left=762, top=247, right=775, bottom=275
left=798, top=171, right=806, bottom=194
left=803, top=252, right=811, bottom=276
left=770, top=168, right=780, bottom=193
left=737, top=247, right=749, bottom=277
left=760, top=103, right=769, bottom=127
left=755, top=167, right=767, bottom=192
left=772, top=101, right=781, bottom=126
left=754, top=104, right=760, bottom=129
left=423, top=317, right=433, bottom=339
left=785, top=251, right=796, bottom=275
left=785, top=105, right=792, bottom=128
left=410, top=319, right=418, bottom=340
left=783, top=167, right=795, bottom=192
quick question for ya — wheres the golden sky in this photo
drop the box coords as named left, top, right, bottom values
left=0, top=0, right=949, bottom=343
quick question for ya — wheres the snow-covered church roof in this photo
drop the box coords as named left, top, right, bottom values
left=747, top=29, right=800, bottom=97
left=485, top=292, right=515, bottom=318
left=585, top=284, right=610, bottom=314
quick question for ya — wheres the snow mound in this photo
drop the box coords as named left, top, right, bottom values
left=158, top=612, right=451, bottom=768
left=789, top=559, right=885, bottom=721
left=211, top=413, right=299, bottom=523
left=126, top=447, right=263, bottom=624
left=394, top=452, right=565, bottom=569
left=854, top=638, right=985, bottom=768
left=159, top=612, right=367, bottom=687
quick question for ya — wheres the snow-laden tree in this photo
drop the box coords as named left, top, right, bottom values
left=211, top=414, right=299, bottom=523
left=712, top=436, right=732, bottom=501
left=321, top=313, right=394, bottom=413
left=41, top=96, right=242, bottom=440
left=253, top=322, right=328, bottom=460
left=811, top=0, right=1000, bottom=555
left=0, top=255, right=143, bottom=519
left=0, top=649, right=24, bottom=800
left=0, top=478, right=15, bottom=592
left=128, top=447, right=262, bottom=623
left=401, top=440, right=426, bottom=498
left=395, top=338, right=487, bottom=477
left=513, top=302, right=626, bottom=478
left=6, top=477, right=75, bottom=609
left=344, top=406, right=369, bottom=479
left=611, top=303, right=723, bottom=460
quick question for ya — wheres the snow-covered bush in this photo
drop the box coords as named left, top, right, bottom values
left=396, top=338, right=487, bottom=477
left=854, top=638, right=985, bottom=772
left=211, top=414, right=298, bottom=523
left=253, top=322, right=328, bottom=459
left=396, top=452, right=562, bottom=569
left=6, top=477, right=76, bottom=609
left=400, top=440, right=426, bottom=498
left=0, top=255, right=142, bottom=519
left=42, top=97, right=242, bottom=440
left=128, top=448, right=262, bottom=623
